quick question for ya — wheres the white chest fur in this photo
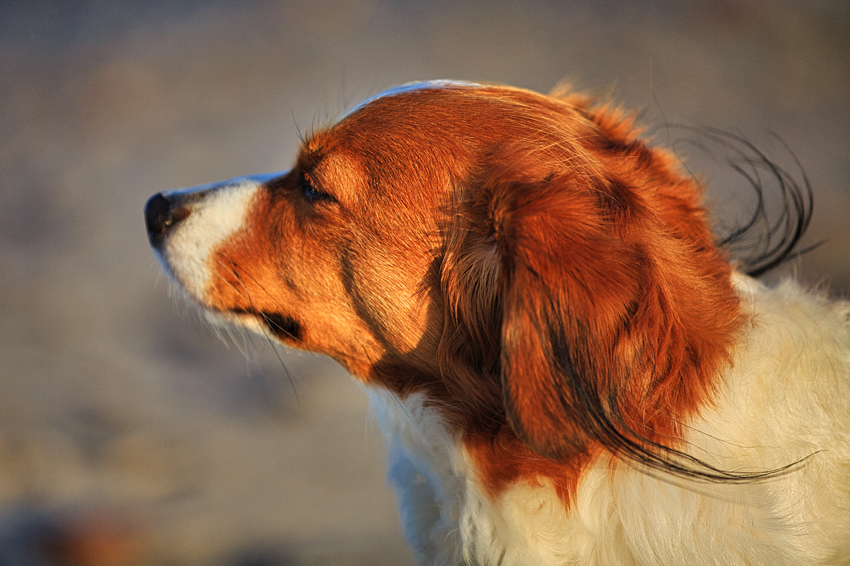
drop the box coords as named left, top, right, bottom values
left=366, top=387, right=599, bottom=565
left=365, top=278, right=850, bottom=566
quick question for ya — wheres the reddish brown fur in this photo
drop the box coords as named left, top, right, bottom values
left=205, top=84, right=743, bottom=504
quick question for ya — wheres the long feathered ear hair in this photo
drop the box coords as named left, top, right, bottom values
left=434, top=91, right=810, bottom=482
left=473, top=103, right=770, bottom=481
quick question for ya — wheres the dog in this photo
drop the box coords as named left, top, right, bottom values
left=144, top=81, right=850, bottom=565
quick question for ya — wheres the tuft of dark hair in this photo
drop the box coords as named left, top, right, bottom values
left=655, top=126, right=818, bottom=276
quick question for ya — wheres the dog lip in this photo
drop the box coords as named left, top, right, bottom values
left=229, top=307, right=303, bottom=341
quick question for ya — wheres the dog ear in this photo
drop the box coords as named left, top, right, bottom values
left=487, top=149, right=742, bottom=465
left=493, top=169, right=643, bottom=460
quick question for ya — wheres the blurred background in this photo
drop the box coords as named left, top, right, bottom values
left=1, top=1, right=848, bottom=564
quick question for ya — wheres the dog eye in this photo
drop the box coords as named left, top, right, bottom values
left=298, top=170, right=336, bottom=204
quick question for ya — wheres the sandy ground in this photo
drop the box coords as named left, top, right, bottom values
left=1, top=1, right=848, bottom=564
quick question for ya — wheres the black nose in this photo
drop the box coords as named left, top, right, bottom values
left=144, top=193, right=189, bottom=249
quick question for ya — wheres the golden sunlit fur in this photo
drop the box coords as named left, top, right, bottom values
left=146, top=81, right=850, bottom=565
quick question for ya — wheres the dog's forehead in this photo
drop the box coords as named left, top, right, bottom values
left=304, top=81, right=486, bottom=163
left=331, top=81, right=570, bottom=150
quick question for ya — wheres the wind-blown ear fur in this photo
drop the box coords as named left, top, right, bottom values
left=486, top=120, right=745, bottom=474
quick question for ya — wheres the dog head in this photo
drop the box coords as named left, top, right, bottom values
left=145, top=81, right=742, bottom=476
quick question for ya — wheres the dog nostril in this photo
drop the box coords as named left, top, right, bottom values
left=144, top=193, right=190, bottom=248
